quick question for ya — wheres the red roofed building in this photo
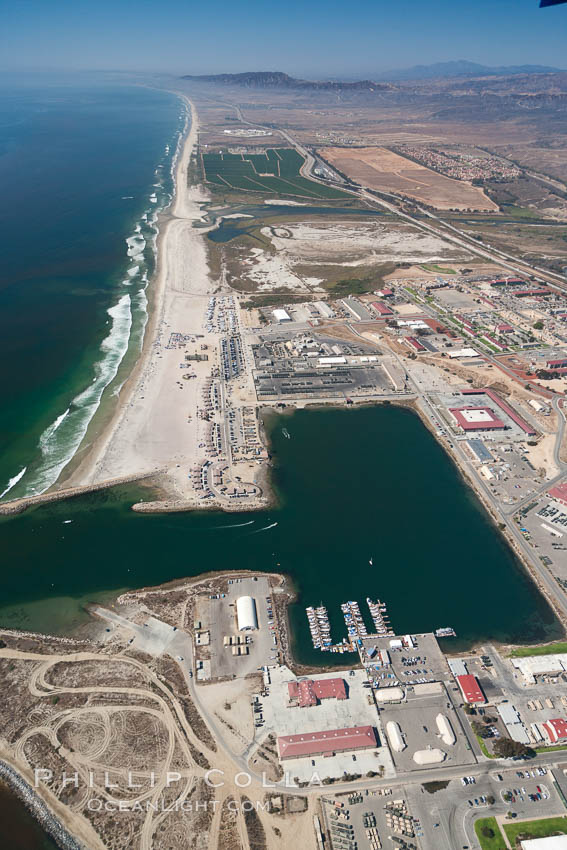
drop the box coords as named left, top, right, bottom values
left=287, top=677, right=347, bottom=708
left=449, top=406, right=506, bottom=432
left=371, top=301, right=394, bottom=316
left=548, top=482, right=567, bottom=507
left=456, top=674, right=486, bottom=705
left=513, top=288, right=552, bottom=298
left=278, top=726, right=377, bottom=760
left=541, top=718, right=567, bottom=745
left=461, top=389, right=536, bottom=436
left=406, top=336, right=426, bottom=352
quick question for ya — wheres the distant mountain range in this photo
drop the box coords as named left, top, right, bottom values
left=372, top=60, right=562, bottom=81
left=181, top=63, right=563, bottom=90
left=180, top=71, right=392, bottom=91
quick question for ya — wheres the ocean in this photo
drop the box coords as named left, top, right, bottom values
left=0, top=76, right=561, bottom=848
left=0, top=72, right=186, bottom=502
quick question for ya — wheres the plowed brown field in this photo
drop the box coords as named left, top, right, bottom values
left=320, top=146, right=499, bottom=211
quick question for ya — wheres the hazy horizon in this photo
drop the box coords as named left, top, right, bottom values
left=2, top=0, right=566, bottom=77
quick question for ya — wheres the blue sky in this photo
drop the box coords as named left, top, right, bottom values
left=1, top=0, right=566, bottom=76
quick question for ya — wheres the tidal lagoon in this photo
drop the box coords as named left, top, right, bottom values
left=0, top=406, right=560, bottom=663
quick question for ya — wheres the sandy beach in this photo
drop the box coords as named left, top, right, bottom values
left=58, top=98, right=228, bottom=504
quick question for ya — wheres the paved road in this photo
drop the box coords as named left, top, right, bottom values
left=201, top=89, right=567, bottom=295
left=349, top=324, right=567, bottom=623
left=553, top=396, right=567, bottom=470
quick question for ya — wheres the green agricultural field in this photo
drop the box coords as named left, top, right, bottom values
left=202, top=148, right=349, bottom=200
left=474, top=817, right=506, bottom=850
left=504, top=815, right=567, bottom=845
left=509, top=641, right=567, bottom=657
left=420, top=263, right=457, bottom=274
left=500, top=204, right=542, bottom=219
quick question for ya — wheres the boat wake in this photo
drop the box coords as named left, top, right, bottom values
left=248, top=521, right=278, bottom=535
left=214, top=520, right=255, bottom=529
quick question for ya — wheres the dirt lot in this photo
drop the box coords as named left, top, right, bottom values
left=320, top=146, right=498, bottom=211
left=219, top=218, right=470, bottom=296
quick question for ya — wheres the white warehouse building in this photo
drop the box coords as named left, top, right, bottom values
left=236, top=596, right=258, bottom=631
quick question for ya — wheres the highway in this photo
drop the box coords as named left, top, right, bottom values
left=194, top=88, right=567, bottom=309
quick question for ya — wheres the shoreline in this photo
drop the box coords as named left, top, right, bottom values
left=1, top=387, right=565, bottom=630
left=0, top=754, right=103, bottom=850
left=2, top=388, right=565, bottom=646
left=58, top=92, right=199, bottom=493
left=0, top=90, right=563, bottom=650
left=0, top=89, right=194, bottom=515
left=0, top=563, right=565, bottom=850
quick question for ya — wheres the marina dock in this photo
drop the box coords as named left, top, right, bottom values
left=306, top=595, right=396, bottom=652
left=366, top=597, right=394, bottom=636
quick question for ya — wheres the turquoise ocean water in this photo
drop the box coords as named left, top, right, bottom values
left=0, top=74, right=560, bottom=849
left=0, top=73, right=186, bottom=501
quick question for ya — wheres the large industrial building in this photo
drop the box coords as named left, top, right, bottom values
left=272, top=308, right=291, bottom=323
left=371, top=301, right=394, bottom=317
left=277, top=725, right=377, bottom=760
left=497, top=703, right=531, bottom=745
left=456, top=674, right=486, bottom=705
left=287, top=677, right=347, bottom=708
left=521, top=839, right=567, bottom=850
left=460, top=388, right=536, bottom=436
left=540, top=718, right=567, bottom=745
left=449, top=406, right=506, bottom=432
left=548, top=482, right=567, bottom=507
left=511, top=654, right=567, bottom=684
left=236, top=596, right=258, bottom=631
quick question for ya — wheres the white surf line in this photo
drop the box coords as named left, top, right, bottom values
left=0, top=466, right=27, bottom=500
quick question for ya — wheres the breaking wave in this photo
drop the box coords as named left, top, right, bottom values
left=2, top=95, right=190, bottom=502
left=0, top=466, right=27, bottom=500
left=19, top=294, right=133, bottom=496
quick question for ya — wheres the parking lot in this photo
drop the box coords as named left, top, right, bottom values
left=322, top=789, right=421, bottom=850
left=254, top=362, right=393, bottom=399
left=514, top=498, right=567, bottom=587
left=260, top=666, right=396, bottom=782
left=194, top=576, right=277, bottom=679
left=379, top=688, right=475, bottom=773
left=404, top=766, right=564, bottom=850
left=360, top=633, right=455, bottom=690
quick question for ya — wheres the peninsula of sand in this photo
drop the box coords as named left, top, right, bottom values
left=62, top=99, right=220, bottom=503
left=0, top=97, right=268, bottom=517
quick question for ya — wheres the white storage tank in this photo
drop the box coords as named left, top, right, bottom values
left=236, top=596, right=258, bottom=631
